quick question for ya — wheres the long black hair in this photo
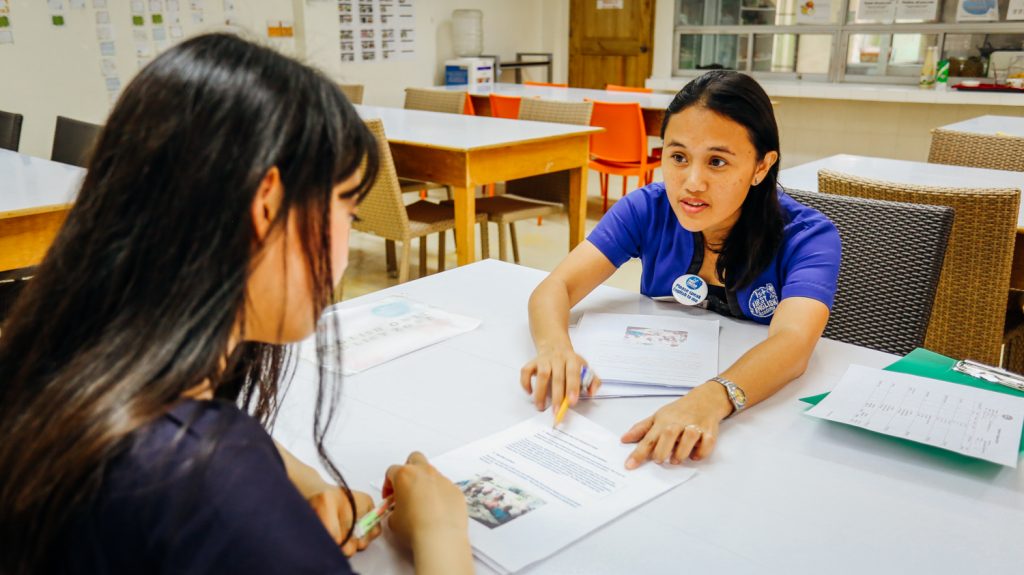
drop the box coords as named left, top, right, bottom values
left=0, top=33, right=378, bottom=573
left=660, top=70, right=784, bottom=290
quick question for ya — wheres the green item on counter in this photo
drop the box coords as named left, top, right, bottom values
left=937, top=59, right=949, bottom=84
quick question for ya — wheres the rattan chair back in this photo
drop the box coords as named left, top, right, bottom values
left=928, top=128, right=1024, bottom=172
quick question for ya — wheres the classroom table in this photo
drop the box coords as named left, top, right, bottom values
left=779, top=153, right=1024, bottom=288
left=355, top=105, right=600, bottom=266
left=0, top=149, right=84, bottom=272
left=440, top=82, right=674, bottom=137
left=939, top=114, right=1024, bottom=138
left=273, top=259, right=1024, bottom=574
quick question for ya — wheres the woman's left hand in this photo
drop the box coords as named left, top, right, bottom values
left=621, top=382, right=734, bottom=469
left=307, top=487, right=381, bottom=557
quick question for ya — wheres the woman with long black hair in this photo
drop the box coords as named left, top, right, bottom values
left=521, top=70, right=841, bottom=470
left=0, top=34, right=472, bottom=574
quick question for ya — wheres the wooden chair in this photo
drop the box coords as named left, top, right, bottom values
left=0, top=110, right=24, bottom=152
left=51, top=116, right=102, bottom=168
left=928, top=129, right=1024, bottom=172
left=338, top=83, right=364, bottom=104
left=355, top=119, right=488, bottom=283
left=818, top=169, right=1019, bottom=366
left=786, top=189, right=953, bottom=356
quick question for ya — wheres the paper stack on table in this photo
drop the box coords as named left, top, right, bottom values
left=301, top=296, right=480, bottom=375
left=431, top=412, right=695, bottom=574
left=806, top=364, right=1024, bottom=467
left=571, top=312, right=720, bottom=398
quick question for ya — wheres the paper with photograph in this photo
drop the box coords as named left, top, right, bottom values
left=431, top=412, right=695, bottom=573
left=571, top=313, right=719, bottom=388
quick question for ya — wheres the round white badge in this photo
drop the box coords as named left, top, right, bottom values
left=671, top=274, right=708, bottom=306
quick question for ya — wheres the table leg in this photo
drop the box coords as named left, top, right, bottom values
left=568, top=166, right=586, bottom=251
left=453, top=186, right=476, bottom=266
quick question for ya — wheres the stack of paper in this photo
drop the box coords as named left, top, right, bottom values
left=430, top=412, right=695, bottom=573
left=301, top=296, right=480, bottom=375
left=571, top=312, right=720, bottom=398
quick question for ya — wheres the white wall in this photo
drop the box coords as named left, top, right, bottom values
left=1, top=0, right=568, bottom=158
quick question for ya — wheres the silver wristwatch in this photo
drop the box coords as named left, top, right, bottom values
left=710, top=376, right=747, bottom=417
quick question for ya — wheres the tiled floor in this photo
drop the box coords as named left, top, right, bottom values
left=339, top=171, right=648, bottom=300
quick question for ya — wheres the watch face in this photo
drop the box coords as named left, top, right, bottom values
left=730, top=385, right=747, bottom=406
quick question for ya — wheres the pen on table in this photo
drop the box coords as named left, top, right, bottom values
left=553, top=366, right=595, bottom=428
left=353, top=496, right=395, bottom=539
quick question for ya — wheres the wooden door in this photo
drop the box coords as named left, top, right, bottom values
left=569, top=0, right=655, bottom=89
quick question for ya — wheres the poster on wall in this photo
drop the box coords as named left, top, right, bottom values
left=895, top=0, right=940, bottom=21
left=1008, top=0, right=1024, bottom=21
left=339, top=0, right=415, bottom=63
left=0, top=0, right=12, bottom=45
left=956, top=0, right=998, bottom=21
left=856, top=0, right=896, bottom=23
left=796, top=0, right=832, bottom=24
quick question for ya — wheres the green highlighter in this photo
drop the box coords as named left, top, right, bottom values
left=353, top=496, right=395, bottom=539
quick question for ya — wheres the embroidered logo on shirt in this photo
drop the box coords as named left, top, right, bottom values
left=748, top=284, right=779, bottom=318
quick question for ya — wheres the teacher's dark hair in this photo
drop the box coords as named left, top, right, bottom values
left=660, top=70, right=783, bottom=290
left=0, top=33, right=378, bottom=573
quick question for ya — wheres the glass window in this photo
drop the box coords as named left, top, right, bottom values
left=846, top=33, right=940, bottom=77
left=677, top=0, right=783, bottom=26
left=679, top=34, right=743, bottom=70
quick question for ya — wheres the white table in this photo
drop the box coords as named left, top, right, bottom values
left=355, top=105, right=600, bottom=266
left=0, top=148, right=85, bottom=271
left=440, top=82, right=673, bottom=136
left=939, top=115, right=1024, bottom=138
left=779, top=154, right=1024, bottom=229
left=274, top=259, right=1024, bottom=574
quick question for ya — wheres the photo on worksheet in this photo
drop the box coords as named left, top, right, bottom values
left=456, top=473, right=546, bottom=530
left=624, top=326, right=689, bottom=348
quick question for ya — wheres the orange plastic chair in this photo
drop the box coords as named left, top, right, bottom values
left=488, top=93, right=522, bottom=119
left=588, top=100, right=657, bottom=212
left=606, top=84, right=653, bottom=94
left=524, top=81, right=568, bottom=88
left=463, top=92, right=476, bottom=115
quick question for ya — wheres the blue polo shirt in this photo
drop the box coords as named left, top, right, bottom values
left=587, top=183, right=840, bottom=325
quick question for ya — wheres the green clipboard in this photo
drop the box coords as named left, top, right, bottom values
left=800, top=347, right=1024, bottom=453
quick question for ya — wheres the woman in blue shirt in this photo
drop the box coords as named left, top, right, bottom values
left=0, top=34, right=472, bottom=574
left=521, top=71, right=841, bottom=470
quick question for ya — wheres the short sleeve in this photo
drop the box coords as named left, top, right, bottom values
left=158, top=438, right=356, bottom=575
left=585, top=190, right=649, bottom=267
left=779, top=218, right=842, bottom=310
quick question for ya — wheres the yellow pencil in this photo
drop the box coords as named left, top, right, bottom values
left=553, top=366, right=594, bottom=428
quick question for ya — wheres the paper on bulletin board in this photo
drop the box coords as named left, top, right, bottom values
left=339, top=0, right=415, bottom=63
left=1008, top=0, right=1024, bottom=21
left=796, top=0, right=832, bottom=24
left=596, top=0, right=624, bottom=8
left=956, top=0, right=998, bottom=21
left=856, top=0, right=896, bottom=22
left=896, top=0, right=940, bottom=21
left=0, top=0, right=9, bottom=14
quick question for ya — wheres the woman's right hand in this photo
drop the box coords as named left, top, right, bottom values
left=383, top=452, right=469, bottom=552
left=520, top=346, right=602, bottom=413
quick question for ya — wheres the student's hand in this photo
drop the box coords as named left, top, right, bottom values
left=620, top=382, right=734, bottom=469
left=520, top=346, right=602, bottom=413
left=307, top=487, right=381, bottom=557
left=383, top=452, right=469, bottom=551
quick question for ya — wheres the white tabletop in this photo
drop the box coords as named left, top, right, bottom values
left=0, top=148, right=84, bottom=216
left=939, top=115, right=1024, bottom=138
left=273, top=259, right=1024, bottom=574
left=779, top=154, right=1024, bottom=228
left=440, top=82, right=675, bottom=111
left=355, top=104, right=600, bottom=152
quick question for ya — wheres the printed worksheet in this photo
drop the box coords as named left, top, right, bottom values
left=806, top=365, right=1024, bottom=467
left=431, top=412, right=695, bottom=574
left=571, top=313, right=719, bottom=388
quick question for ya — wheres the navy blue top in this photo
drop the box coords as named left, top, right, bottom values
left=587, top=183, right=841, bottom=325
left=61, top=399, right=355, bottom=575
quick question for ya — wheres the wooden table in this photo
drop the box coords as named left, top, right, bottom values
left=275, top=260, right=1024, bottom=574
left=356, top=105, right=601, bottom=266
left=0, top=149, right=84, bottom=272
left=939, top=115, right=1024, bottom=137
left=440, top=82, right=673, bottom=137
left=779, top=153, right=1024, bottom=288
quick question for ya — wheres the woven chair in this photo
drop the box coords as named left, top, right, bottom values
left=400, top=88, right=464, bottom=200
left=818, top=169, right=1019, bottom=365
left=355, top=119, right=488, bottom=283
left=0, top=109, right=24, bottom=152
left=338, top=83, right=364, bottom=104
left=51, top=116, right=102, bottom=168
left=441, top=99, right=594, bottom=263
left=928, top=129, right=1024, bottom=172
left=786, top=189, right=953, bottom=356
